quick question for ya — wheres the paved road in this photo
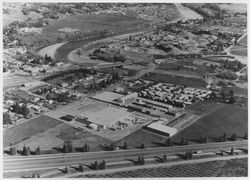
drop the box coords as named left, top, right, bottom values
left=4, top=140, right=247, bottom=173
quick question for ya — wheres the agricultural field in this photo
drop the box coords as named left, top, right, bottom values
left=83, top=158, right=248, bottom=177
left=239, top=35, right=247, bottom=45
left=172, top=104, right=248, bottom=143
left=230, top=44, right=247, bottom=57
left=3, top=115, right=62, bottom=148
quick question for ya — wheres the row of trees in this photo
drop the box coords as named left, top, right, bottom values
left=63, top=141, right=91, bottom=153
left=9, top=145, right=40, bottom=156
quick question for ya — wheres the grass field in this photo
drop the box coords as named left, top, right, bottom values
left=116, top=129, right=167, bottom=149
left=172, top=104, right=248, bottom=142
left=84, top=158, right=248, bottom=177
left=142, top=72, right=205, bottom=88
left=3, top=115, right=62, bottom=147
left=4, top=117, right=111, bottom=151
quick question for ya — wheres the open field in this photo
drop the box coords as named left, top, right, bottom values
left=14, top=123, right=111, bottom=151
left=185, top=101, right=225, bottom=115
left=218, top=3, right=247, bottom=13
left=3, top=76, right=42, bottom=89
left=116, top=129, right=167, bottom=149
left=142, top=72, right=205, bottom=88
left=172, top=104, right=248, bottom=142
left=43, top=14, right=148, bottom=34
left=3, top=115, right=62, bottom=148
left=84, top=158, right=248, bottom=177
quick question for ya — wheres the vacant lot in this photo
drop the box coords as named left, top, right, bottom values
left=185, top=101, right=225, bottom=115
left=172, top=104, right=248, bottom=142
left=142, top=72, right=205, bottom=88
left=84, top=158, right=248, bottom=177
left=15, top=123, right=111, bottom=151
left=116, top=129, right=167, bottom=149
left=3, top=115, right=62, bottom=147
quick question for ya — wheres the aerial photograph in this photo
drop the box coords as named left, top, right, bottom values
left=2, top=1, right=248, bottom=178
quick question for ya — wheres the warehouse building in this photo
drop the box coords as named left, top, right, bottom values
left=145, top=120, right=177, bottom=137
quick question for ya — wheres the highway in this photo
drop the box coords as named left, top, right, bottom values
left=4, top=140, right=247, bottom=173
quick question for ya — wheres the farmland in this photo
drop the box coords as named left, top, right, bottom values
left=172, top=104, right=248, bottom=142
left=3, top=115, right=62, bottom=147
left=83, top=158, right=248, bottom=177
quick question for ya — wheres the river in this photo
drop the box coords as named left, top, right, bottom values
left=38, top=4, right=203, bottom=63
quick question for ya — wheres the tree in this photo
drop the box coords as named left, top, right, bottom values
left=93, top=161, right=99, bottom=170
left=79, top=163, right=84, bottom=172
left=230, top=147, right=234, bottom=155
left=63, top=140, right=73, bottom=153
left=203, top=137, right=207, bottom=143
left=223, top=133, right=227, bottom=142
left=220, top=88, right=226, bottom=99
left=141, top=155, right=145, bottom=165
left=180, top=137, right=187, bottom=145
left=12, top=102, right=20, bottom=114
left=124, top=141, right=128, bottom=150
left=22, top=145, right=30, bottom=156
left=230, top=133, right=238, bottom=141
left=35, top=146, right=40, bottom=155
left=199, top=136, right=204, bottom=143
left=64, top=166, right=68, bottom=174
left=229, top=96, right=236, bottom=104
left=20, top=104, right=30, bottom=118
left=3, top=112, right=11, bottom=125
left=140, top=144, right=145, bottom=149
left=31, top=172, right=36, bottom=178
left=165, top=138, right=172, bottom=147
left=102, top=160, right=106, bottom=169
left=186, top=151, right=193, bottom=160
left=10, top=146, right=17, bottom=155
left=243, top=133, right=248, bottom=140
left=163, top=154, right=167, bottom=162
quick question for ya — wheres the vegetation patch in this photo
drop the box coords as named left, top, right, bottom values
left=3, top=115, right=62, bottom=147
left=172, top=104, right=247, bottom=142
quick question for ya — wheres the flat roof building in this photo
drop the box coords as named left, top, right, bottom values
left=84, top=106, right=133, bottom=129
left=145, top=120, right=177, bottom=137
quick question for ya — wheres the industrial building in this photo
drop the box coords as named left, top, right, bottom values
left=145, top=120, right=177, bottom=137
left=83, top=106, right=134, bottom=130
